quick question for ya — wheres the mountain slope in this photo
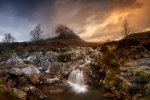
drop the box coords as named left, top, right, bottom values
left=42, top=25, right=100, bottom=46
left=127, top=31, right=150, bottom=40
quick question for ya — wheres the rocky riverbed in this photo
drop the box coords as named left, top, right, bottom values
left=0, top=46, right=149, bottom=100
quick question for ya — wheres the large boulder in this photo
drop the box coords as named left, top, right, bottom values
left=3, top=53, right=24, bottom=65
left=9, top=68, right=24, bottom=76
left=12, top=88, right=27, bottom=100
left=22, top=66, right=40, bottom=76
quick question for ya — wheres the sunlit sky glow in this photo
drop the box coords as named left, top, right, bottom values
left=0, top=0, right=150, bottom=42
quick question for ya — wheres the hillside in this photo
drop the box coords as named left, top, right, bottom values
left=104, top=31, right=150, bottom=49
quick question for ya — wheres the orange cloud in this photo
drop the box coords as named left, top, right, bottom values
left=53, top=0, right=149, bottom=42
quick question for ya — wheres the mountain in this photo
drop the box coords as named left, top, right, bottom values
left=42, top=25, right=100, bottom=46
left=44, top=26, right=84, bottom=42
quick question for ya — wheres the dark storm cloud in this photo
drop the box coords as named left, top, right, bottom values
left=0, top=0, right=56, bottom=41
left=0, top=0, right=55, bottom=18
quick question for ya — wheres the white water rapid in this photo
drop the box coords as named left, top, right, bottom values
left=68, top=69, right=87, bottom=93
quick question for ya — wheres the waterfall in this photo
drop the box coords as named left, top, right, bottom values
left=68, top=69, right=87, bottom=93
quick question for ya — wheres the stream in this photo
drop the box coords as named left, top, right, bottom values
left=37, top=85, right=110, bottom=100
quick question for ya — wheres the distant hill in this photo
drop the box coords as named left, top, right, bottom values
left=127, top=31, right=150, bottom=49
left=40, top=25, right=101, bottom=47
left=105, top=31, right=150, bottom=49
left=127, top=31, right=150, bottom=40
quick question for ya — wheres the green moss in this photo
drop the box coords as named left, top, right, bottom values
left=1, top=50, right=13, bottom=59
left=128, top=70, right=150, bottom=83
left=136, top=70, right=150, bottom=83
left=121, top=82, right=129, bottom=92
left=15, top=48, right=27, bottom=56
left=104, top=70, right=120, bottom=89
left=146, top=86, right=150, bottom=96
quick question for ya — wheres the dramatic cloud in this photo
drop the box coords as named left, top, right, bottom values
left=0, top=0, right=149, bottom=42
left=0, top=0, right=55, bottom=41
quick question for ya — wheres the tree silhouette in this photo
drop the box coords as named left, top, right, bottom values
left=3, top=33, right=15, bottom=43
left=122, top=20, right=132, bottom=49
left=30, top=24, right=43, bottom=42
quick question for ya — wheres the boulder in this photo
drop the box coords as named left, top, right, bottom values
left=5, top=54, right=24, bottom=65
left=12, top=88, right=27, bottom=100
left=10, top=68, right=24, bottom=76
left=45, top=77, right=60, bottom=84
left=20, top=85, right=37, bottom=93
left=22, top=66, right=40, bottom=76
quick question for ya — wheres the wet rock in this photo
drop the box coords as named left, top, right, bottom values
left=103, top=92, right=116, bottom=98
left=45, top=77, right=60, bottom=84
left=10, top=68, right=24, bottom=76
left=26, top=56, right=36, bottom=62
left=22, top=66, right=40, bottom=76
left=12, top=88, right=27, bottom=100
left=39, top=59, right=50, bottom=72
left=20, top=85, right=37, bottom=93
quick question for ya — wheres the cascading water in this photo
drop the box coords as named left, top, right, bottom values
left=68, top=69, right=87, bottom=93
